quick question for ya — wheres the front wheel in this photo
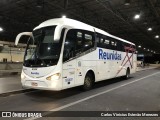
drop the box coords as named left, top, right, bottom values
left=82, top=73, right=94, bottom=91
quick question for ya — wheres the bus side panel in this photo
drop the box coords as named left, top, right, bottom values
left=62, top=60, right=76, bottom=89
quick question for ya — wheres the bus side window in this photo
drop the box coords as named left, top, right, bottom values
left=83, top=33, right=93, bottom=51
left=103, top=36, right=110, bottom=49
left=75, top=31, right=83, bottom=54
left=98, top=37, right=104, bottom=48
left=63, top=30, right=76, bottom=62
left=110, top=39, right=117, bottom=50
left=117, top=41, right=123, bottom=52
left=97, top=33, right=105, bottom=48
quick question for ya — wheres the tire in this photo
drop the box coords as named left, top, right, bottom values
left=82, top=73, right=94, bottom=91
left=125, top=68, right=130, bottom=79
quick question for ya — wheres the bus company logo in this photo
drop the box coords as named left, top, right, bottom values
left=31, top=72, right=39, bottom=75
left=99, top=49, right=121, bottom=60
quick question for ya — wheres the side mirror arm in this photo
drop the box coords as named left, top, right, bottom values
left=15, top=32, right=32, bottom=46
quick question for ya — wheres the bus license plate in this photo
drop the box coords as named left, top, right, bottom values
left=31, top=82, right=38, bottom=87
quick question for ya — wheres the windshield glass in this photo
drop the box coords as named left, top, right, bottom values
left=24, top=26, right=63, bottom=67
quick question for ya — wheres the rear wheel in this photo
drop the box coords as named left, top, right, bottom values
left=82, top=73, right=94, bottom=91
left=125, top=68, right=130, bottom=79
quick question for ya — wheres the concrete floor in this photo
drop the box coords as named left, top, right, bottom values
left=0, top=68, right=160, bottom=120
left=0, top=75, right=22, bottom=94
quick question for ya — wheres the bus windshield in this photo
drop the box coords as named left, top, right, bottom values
left=23, top=26, right=63, bottom=67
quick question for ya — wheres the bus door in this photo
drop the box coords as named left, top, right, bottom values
left=62, top=29, right=77, bottom=89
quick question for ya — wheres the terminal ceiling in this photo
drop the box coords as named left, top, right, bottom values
left=0, top=0, right=160, bottom=53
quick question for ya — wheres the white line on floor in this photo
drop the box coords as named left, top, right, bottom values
left=24, top=71, right=160, bottom=120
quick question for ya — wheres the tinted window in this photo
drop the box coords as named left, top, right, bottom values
left=83, top=33, right=94, bottom=51
left=75, top=31, right=83, bottom=54
left=117, top=41, right=123, bottom=51
left=63, top=29, right=95, bottom=62
left=97, top=33, right=110, bottom=49
left=63, top=30, right=76, bottom=62
left=110, top=39, right=117, bottom=50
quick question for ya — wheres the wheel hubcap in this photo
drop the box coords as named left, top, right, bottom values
left=85, top=77, right=91, bottom=87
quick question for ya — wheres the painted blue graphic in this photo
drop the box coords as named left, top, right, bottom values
left=99, top=49, right=121, bottom=60
left=65, top=78, right=73, bottom=82
left=31, top=72, right=39, bottom=75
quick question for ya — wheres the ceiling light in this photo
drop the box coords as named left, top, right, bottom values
left=155, top=35, right=159, bottom=39
left=138, top=45, right=141, bottom=48
left=147, top=27, right=152, bottom=31
left=62, top=15, right=66, bottom=18
left=124, top=0, right=131, bottom=5
left=36, top=0, right=43, bottom=8
left=48, top=47, right=51, bottom=50
left=0, top=27, right=3, bottom=32
left=134, top=14, right=140, bottom=19
left=148, top=49, right=150, bottom=51
left=143, top=48, right=146, bottom=50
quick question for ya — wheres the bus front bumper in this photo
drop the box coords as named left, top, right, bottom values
left=22, top=80, right=62, bottom=91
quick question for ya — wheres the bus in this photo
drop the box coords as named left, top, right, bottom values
left=15, top=18, right=137, bottom=91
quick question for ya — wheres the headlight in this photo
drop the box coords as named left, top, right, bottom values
left=21, top=73, right=26, bottom=80
left=46, top=73, right=61, bottom=81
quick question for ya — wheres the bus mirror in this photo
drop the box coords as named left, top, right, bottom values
left=15, top=32, right=32, bottom=46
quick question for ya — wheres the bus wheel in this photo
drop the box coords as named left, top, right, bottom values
left=125, top=68, right=130, bottom=79
left=82, top=73, right=94, bottom=91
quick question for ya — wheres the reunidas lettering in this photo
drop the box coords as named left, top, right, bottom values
left=99, top=49, right=121, bottom=60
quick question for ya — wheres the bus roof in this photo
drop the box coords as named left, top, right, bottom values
left=34, top=18, right=135, bottom=45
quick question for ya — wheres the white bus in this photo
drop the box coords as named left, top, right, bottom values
left=15, top=18, right=137, bottom=91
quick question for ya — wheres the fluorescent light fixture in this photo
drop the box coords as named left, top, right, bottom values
left=138, top=45, right=141, bottom=48
left=155, top=35, right=159, bottom=39
left=0, top=27, right=3, bottom=32
left=62, top=15, right=66, bottom=18
left=147, top=27, right=152, bottom=31
left=36, top=0, right=43, bottom=8
left=148, top=49, right=150, bottom=51
left=143, top=48, right=146, bottom=50
left=134, top=14, right=140, bottom=19
left=48, top=47, right=51, bottom=50
left=124, top=0, right=130, bottom=5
